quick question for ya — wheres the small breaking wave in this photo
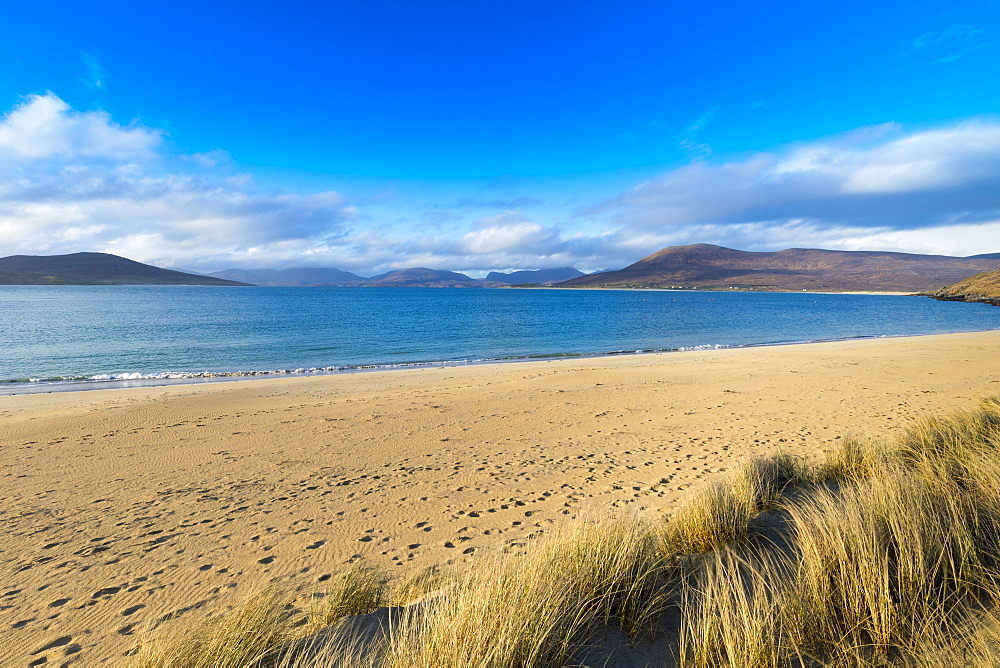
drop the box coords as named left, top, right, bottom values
left=0, top=335, right=902, bottom=394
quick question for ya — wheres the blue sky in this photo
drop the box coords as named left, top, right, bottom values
left=1, top=1, right=999, bottom=275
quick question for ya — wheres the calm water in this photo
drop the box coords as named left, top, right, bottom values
left=1, top=286, right=998, bottom=392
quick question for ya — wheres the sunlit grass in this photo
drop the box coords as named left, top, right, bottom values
left=133, top=396, right=1000, bottom=667
left=131, top=589, right=292, bottom=668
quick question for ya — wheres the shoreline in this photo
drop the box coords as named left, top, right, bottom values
left=4, top=329, right=1000, bottom=665
left=511, top=285, right=916, bottom=296
left=4, top=326, right=997, bottom=397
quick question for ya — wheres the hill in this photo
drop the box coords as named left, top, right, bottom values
left=928, top=270, right=1000, bottom=306
left=363, top=267, right=499, bottom=288
left=556, top=244, right=1000, bottom=292
left=208, top=267, right=364, bottom=286
left=0, top=253, right=249, bottom=286
left=485, top=267, right=585, bottom=285
left=208, top=266, right=509, bottom=287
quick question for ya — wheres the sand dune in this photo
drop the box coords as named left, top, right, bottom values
left=2, top=331, right=999, bottom=665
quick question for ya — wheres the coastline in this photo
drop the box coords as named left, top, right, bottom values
left=5, top=288, right=995, bottom=396
left=4, top=329, right=1000, bottom=664
left=3, top=323, right=994, bottom=396
left=511, top=285, right=915, bottom=296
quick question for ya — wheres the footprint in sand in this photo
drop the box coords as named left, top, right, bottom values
left=30, top=634, right=73, bottom=654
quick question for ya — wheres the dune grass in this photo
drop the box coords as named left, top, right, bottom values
left=681, top=396, right=1000, bottom=666
left=305, top=565, right=392, bottom=634
left=133, top=395, right=1000, bottom=667
left=664, top=452, right=810, bottom=554
left=130, top=589, right=293, bottom=668
left=381, top=515, right=669, bottom=667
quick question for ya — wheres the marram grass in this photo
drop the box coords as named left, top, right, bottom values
left=306, top=565, right=392, bottom=633
left=133, top=395, right=1000, bottom=667
left=131, top=589, right=293, bottom=668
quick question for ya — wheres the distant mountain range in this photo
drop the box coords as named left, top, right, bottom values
left=0, top=252, right=247, bottom=286
left=0, top=253, right=586, bottom=287
left=485, top=267, right=584, bottom=284
left=555, top=244, right=1000, bottom=293
left=367, top=267, right=502, bottom=287
left=205, top=266, right=584, bottom=287
left=6, top=247, right=1000, bottom=292
left=208, top=267, right=365, bottom=286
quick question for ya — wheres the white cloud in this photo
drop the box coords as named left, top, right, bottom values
left=840, top=123, right=1000, bottom=193
left=597, top=118, right=1000, bottom=256
left=0, top=93, right=161, bottom=161
left=461, top=212, right=557, bottom=254
left=0, top=93, right=354, bottom=269
left=4, top=93, right=1000, bottom=275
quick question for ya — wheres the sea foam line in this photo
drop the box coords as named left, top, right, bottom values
left=5, top=335, right=900, bottom=392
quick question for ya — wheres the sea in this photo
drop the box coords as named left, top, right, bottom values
left=2, top=285, right=998, bottom=394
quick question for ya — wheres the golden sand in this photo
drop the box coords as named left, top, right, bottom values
left=3, top=330, right=999, bottom=665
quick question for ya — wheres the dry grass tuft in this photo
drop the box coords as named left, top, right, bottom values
left=132, top=588, right=293, bottom=668
left=784, top=472, right=983, bottom=662
left=390, top=565, right=450, bottom=606
left=134, top=396, right=1000, bottom=667
left=665, top=479, right=753, bottom=554
left=382, top=515, right=669, bottom=667
left=731, top=452, right=810, bottom=511
left=306, top=565, right=392, bottom=633
left=679, top=394, right=1000, bottom=666
left=680, top=545, right=789, bottom=668
left=665, top=453, right=810, bottom=554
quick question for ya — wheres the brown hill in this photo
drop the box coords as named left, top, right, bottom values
left=0, top=252, right=249, bottom=286
left=556, top=244, right=1000, bottom=292
left=929, top=270, right=1000, bottom=306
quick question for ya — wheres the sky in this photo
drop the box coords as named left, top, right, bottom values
left=1, top=1, right=999, bottom=276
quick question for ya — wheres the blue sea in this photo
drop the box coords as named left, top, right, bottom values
left=1, top=286, right=998, bottom=394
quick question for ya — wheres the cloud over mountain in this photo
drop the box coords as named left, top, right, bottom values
left=3, top=93, right=1000, bottom=274
left=594, top=120, right=1000, bottom=256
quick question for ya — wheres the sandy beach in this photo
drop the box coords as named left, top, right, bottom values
left=3, top=330, right=1000, bottom=665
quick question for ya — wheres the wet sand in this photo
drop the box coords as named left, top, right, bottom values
left=2, top=330, right=999, bottom=665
